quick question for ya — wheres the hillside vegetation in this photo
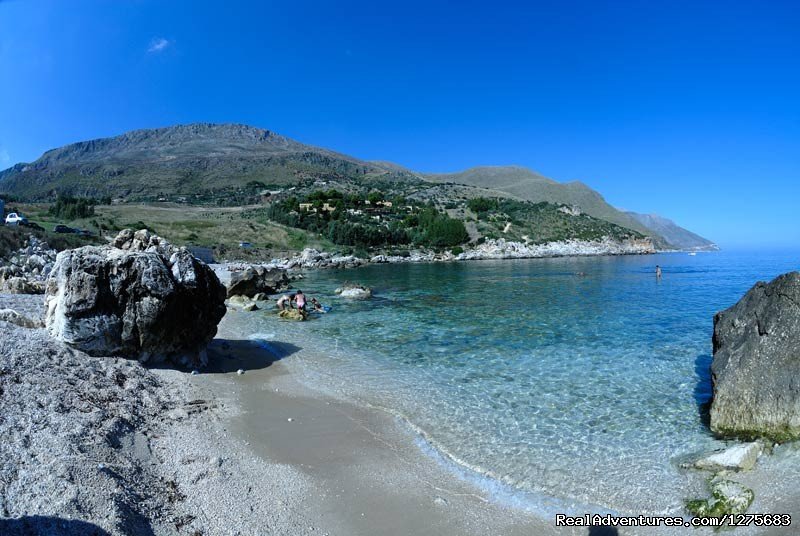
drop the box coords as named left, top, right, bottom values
left=7, top=202, right=335, bottom=261
left=425, top=165, right=658, bottom=241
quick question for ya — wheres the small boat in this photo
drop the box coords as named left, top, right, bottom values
left=688, top=252, right=697, bottom=256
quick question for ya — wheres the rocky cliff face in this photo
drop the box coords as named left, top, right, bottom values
left=44, top=230, right=226, bottom=367
left=710, top=271, right=800, bottom=441
left=626, top=212, right=718, bottom=251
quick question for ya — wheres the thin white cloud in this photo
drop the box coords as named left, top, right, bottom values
left=147, top=37, right=172, bottom=53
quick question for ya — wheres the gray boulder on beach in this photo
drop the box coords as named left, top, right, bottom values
left=226, top=265, right=290, bottom=298
left=44, top=229, right=227, bottom=367
left=710, top=271, right=800, bottom=441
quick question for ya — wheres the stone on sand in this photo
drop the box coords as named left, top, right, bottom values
left=44, top=229, right=226, bottom=367
left=690, top=442, right=763, bottom=472
left=0, top=308, right=42, bottom=328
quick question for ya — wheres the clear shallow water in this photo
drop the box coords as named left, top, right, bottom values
left=228, top=250, right=799, bottom=514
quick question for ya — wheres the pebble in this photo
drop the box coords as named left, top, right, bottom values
left=191, top=370, right=200, bottom=375
left=237, top=369, right=245, bottom=375
left=287, top=418, right=294, bottom=422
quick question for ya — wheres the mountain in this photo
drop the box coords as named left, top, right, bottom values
left=424, top=166, right=662, bottom=243
left=0, top=123, right=419, bottom=200
left=625, top=212, right=719, bottom=251
left=0, top=123, right=715, bottom=250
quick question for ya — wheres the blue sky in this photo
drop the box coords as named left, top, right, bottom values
left=1, top=0, right=798, bottom=248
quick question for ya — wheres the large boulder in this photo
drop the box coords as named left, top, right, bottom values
left=44, top=230, right=227, bottom=367
left=226, top=265, right=290, bottom=298
left=710, top=271, right=800, bottom=441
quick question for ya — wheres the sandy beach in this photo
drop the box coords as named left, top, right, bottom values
left=0, top=293, right=563, bottom=535
left=187, top=316, right=569, bottom=536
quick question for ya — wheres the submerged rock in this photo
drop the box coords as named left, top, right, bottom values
left=44, top=229, right=227, bottom=367
left=226, top=265, right=290, bottom=298
left=335, top=284, right=372, bottom=300
left=710, top=271, right=800, bottom=441
left=686, top=477, right=754, bottom=518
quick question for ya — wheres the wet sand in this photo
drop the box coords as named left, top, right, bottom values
left=198, top=335, right=571, bottom=536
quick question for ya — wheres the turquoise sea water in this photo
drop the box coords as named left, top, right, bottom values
left=229, top=250, right=799, bottom=514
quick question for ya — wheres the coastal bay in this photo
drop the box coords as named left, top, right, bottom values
left=3, top=249, right=800, bottom=535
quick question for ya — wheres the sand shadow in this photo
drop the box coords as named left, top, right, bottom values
left=204, top=338, right=301, bottom=374
left=694, top=352, right=713, bottom=429
left=588, top=527, right=619, bottom=536
left=0, top=516, right=112, bottom=535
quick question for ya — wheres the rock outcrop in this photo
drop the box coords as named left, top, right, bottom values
left=0, top=235, right=57, bottom=294
left=44, top=229, right=226, bottom=367
left=226, top=265, right=290, bottom=298
left=710, top=271, right=800, bottom=441
left=278, top=308, right=306, bottom=321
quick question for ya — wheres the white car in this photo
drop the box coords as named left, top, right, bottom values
left=4, top=212, right=27, bottom=225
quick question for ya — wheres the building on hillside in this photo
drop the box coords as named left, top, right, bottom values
left=322, top=202, right=337, bottom=212
left=299, top=203, right=313, bottom=212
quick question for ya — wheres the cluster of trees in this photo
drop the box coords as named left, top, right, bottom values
left=408, top=207, right=469, bottom=247
left=49, top=195, right=102, bottom=220
left=467, top=197, right=500, bottom=213
left=265, top=191, right=468, bottom=249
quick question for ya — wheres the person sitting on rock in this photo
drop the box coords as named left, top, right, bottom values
left=293, top=289, right=307, bottom=312
left=276, top=293, right=295, bottom=311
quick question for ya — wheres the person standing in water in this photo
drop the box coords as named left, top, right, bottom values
left=293, top=289, right=307, bottom=312
left=276, top=293, right=295, bottom=311
left=656, top=265, right=663, bottom=279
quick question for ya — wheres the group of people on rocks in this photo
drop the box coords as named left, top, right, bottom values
left=275, top=289, right=325, bottom=314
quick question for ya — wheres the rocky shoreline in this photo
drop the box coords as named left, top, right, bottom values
left=243, top=236, right=656, bottom=272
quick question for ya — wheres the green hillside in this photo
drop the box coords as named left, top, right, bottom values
left=424, top=166, right=658, bottom=241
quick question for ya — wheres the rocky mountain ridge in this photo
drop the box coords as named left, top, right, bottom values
left=0, top=123, right=715, bottom=250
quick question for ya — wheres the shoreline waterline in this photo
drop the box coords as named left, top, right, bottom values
left=202, top=322, right=570, bottom=535
left=215, top=311, right=696, bottom=520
